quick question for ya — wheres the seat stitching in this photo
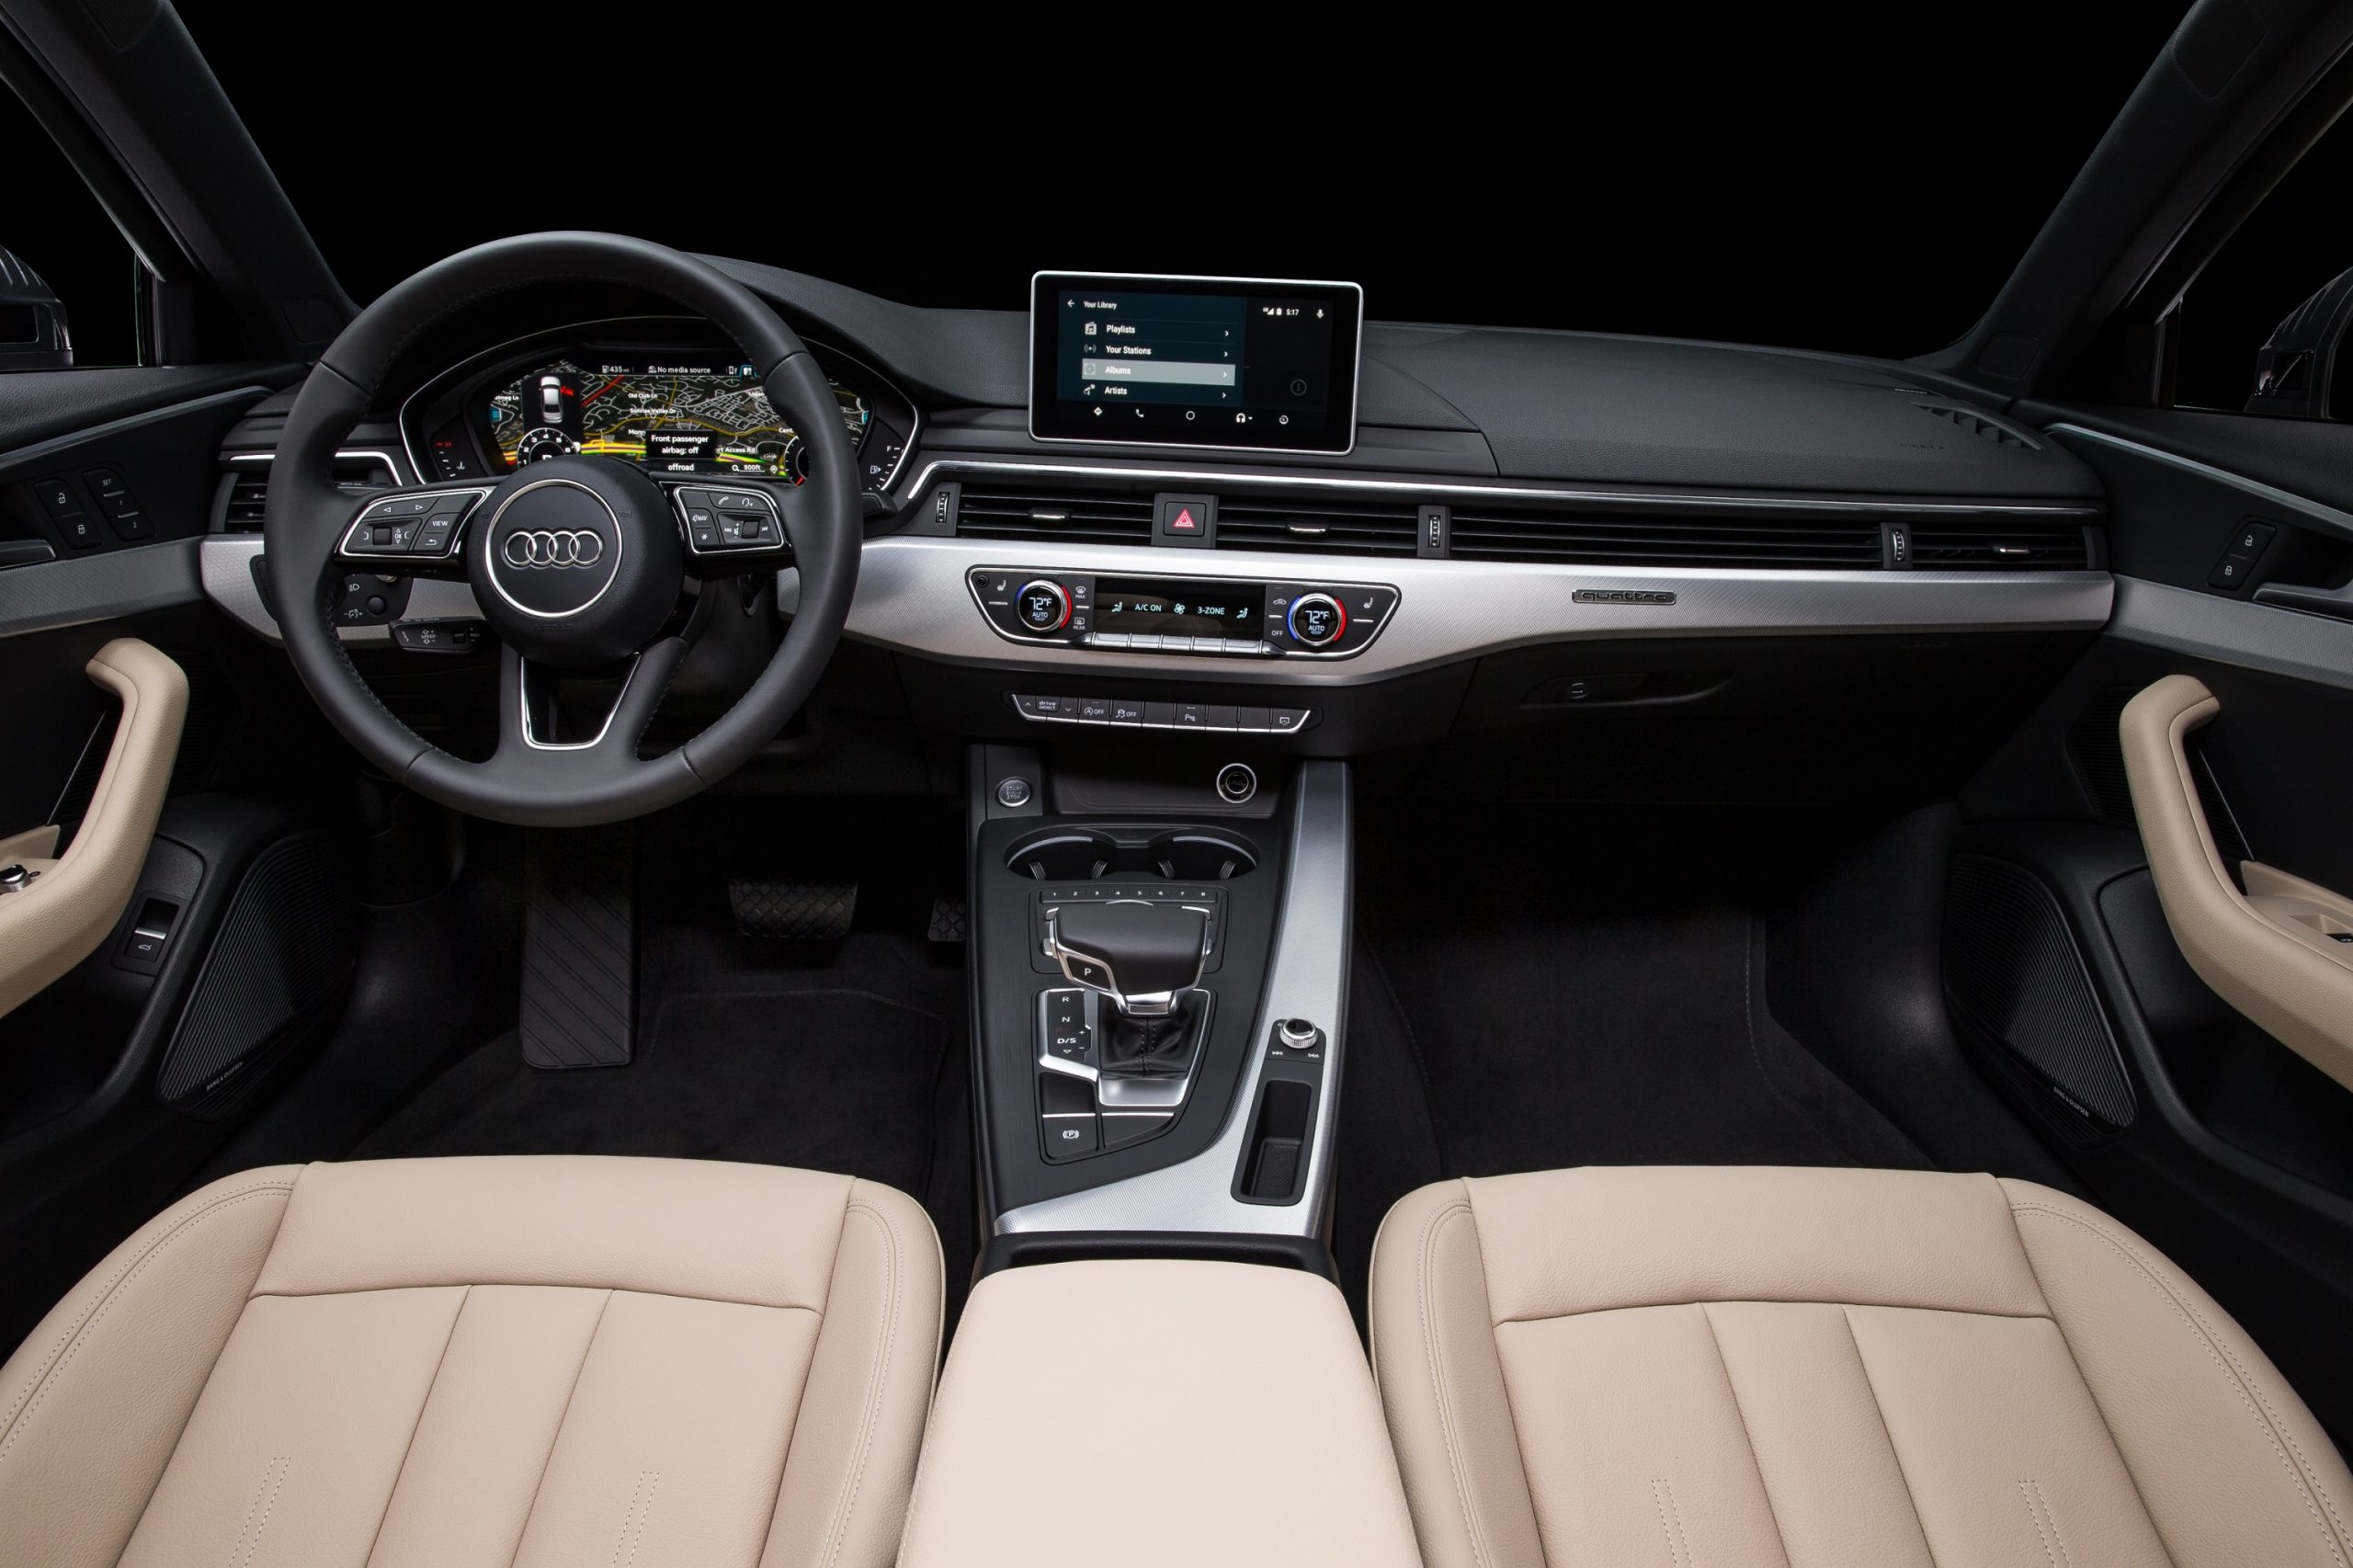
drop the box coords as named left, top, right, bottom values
left=1415, top=1194, right=1495, bottom=1568
left=2020, top=1478, right=2074, bottom=1568
left=358, top=1284, right=469, bottom=1568
left=500, top=1288, right=615, bottom=1568
left=1697, top=1302, right=1794, bottom=1568
left=0, top=1182, right=296, bottom=1469
left=227, top=1453, right=290, bottom=1568
left=610, top=1470, right=658, bottom=1568
left=1649, top=1478, right=1691, bottom=1568
left=816, top=1199, right=905, bottom=1568
left=2010, top=1200, right=2348, bottom=1568
left=1839, top=1304, right=1948, bottom=1568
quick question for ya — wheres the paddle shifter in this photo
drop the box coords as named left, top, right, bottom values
left=1044, top=900, right=1211, bottom=1075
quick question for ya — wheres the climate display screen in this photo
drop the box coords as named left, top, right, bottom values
left=1095, top=577, right=1264, bottom=641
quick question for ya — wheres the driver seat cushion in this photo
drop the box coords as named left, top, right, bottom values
left=1370, top=1165, right=2353, bottom=1568
left=0, top=1154, right=943, bottom=1568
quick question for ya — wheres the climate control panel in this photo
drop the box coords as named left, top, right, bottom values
left=967, top=567, right=1397, bottom=659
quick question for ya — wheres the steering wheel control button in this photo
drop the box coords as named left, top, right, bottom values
left=1216, top=763, right=1258, bottom=804
left=392, top=619, right=487, bottom=654
left=341, top=487, right=490, bottom=561
left=1014, top=579, right=1074, bottom=636
left=995, top=777, right=1033, bottom=808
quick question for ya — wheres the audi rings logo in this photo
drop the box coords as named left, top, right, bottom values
left=502, top=529, right=606, bottom=569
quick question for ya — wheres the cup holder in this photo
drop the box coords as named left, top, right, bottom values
left=1146, top=830, right=1257, bottom=881
left=1004, top=827, right=1259, bottom=882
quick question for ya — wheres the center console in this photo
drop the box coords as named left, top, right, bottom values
left=966, top=745, right=1351, bottom=1242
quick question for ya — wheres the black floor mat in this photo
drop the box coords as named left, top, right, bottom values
left=358, top=989, right=946, bottom=1192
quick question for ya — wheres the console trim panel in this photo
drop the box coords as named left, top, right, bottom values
left=996, top=759, right=1350, bottom=1238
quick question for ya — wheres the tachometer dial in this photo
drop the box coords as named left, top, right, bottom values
left=782, top=434, right=810, bottom=483
left=516, top=426, right=579, bottom=463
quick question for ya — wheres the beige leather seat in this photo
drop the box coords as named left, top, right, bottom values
left=0, top=1155, right=942, bottom=1568
left=1371, top=1165, right=2353, bottom=1568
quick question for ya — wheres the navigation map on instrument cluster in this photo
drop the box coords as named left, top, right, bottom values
left=487, top=358, right=869, bottom=481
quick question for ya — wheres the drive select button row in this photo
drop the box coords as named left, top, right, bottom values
left=1013, top=694, right=1311, bottom=733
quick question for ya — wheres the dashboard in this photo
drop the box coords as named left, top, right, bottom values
left=399, top=320, right=919, bottom=501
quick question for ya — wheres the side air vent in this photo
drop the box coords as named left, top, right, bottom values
left=1910, top=518, right=2089, bottom=570
left=1214, top=495, right=1418, bottom=557
left=220, top=454, right=399, bottom=533
left=955, top=483, right=1154, bottom=545
left=1915, top=403, right=2040, bottom=449
left=1450, top=506, right=1881, bottom=569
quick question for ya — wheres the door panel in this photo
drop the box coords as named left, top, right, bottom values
left=1957, top=410, right=2353, bottom=1445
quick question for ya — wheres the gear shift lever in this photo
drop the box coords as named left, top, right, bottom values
left=1044, top=901, right=1208, bottom=1016
left=1045, top=901, right=1211, bottom=1076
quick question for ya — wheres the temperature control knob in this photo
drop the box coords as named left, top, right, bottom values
left=1013, top=579, right=1073, bottom=636
left=1286, top=593, right=1347, bottom=647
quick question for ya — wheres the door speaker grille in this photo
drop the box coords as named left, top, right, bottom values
left=1944, top=854, right=2134, bottom=1131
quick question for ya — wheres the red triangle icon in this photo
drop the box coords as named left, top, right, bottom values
left=1172, top=506, right=1198, bottom=531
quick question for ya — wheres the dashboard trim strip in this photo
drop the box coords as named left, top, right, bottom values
left=900, top=457, right=2106, bottom=517
left=790, top=537, right=2115, bottom=686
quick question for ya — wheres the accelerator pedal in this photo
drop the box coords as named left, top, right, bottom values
left=519, top=825, right=637, bottom=1070
left=731, top=879, right=857, bottom=940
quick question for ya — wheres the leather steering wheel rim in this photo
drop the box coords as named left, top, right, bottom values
left=263, top=232, right=861, bottom=827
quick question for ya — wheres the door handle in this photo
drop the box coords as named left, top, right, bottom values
left=2252, top=578, right=2353, bottom=623
left=0, top=639, right=187, bottom=1019
left=2120, top=675, right=2353, bottom=1093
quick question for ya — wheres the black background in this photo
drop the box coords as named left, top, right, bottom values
left=13, top=6, right=2214, bottom=375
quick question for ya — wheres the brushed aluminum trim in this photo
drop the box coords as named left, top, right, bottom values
left=995, top=760, right=1351, bottom=1239
left=784, top=535, right=2113, bottom=686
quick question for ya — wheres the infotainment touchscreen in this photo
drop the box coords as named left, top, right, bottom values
left=1029, top=273, right=1363, bottom=454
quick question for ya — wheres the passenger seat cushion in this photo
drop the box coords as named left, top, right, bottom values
left=0, top=1155, right=943, bottom=1568
left=1370, top=1166, right=2353, bottom=1568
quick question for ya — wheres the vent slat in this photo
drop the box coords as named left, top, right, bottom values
left=956, top=483, right=1154, bottom=545
left=1453, top=507, right=1880, bottom=568
left=218, top=456, right=398, bottom=534
left=1214, top=497, right=1417, bottom=558
left=1909, top=518, right=2087, bottom=569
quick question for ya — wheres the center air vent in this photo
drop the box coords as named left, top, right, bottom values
left=1915, top=403, right=2040, bottom=449
left=1450, top=506, right=1881, bottom=569
left=954, top=483, right=1153, bottom=545
left=1213, top=495, right=1418, bottom=557
left=220, top=454, right=399, bottom=533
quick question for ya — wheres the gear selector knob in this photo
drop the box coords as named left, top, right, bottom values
left=1045, top=901, right=1209, bottom=1017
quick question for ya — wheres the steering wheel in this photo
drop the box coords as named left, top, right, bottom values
left=264, top=233, right=860, bottom=827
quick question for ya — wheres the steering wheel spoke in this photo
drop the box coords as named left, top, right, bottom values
left=664, top=478, right=794, bottom=576
left=501, top=637, right=689, bottom=760
left=336, top=483, right=495, bottom=576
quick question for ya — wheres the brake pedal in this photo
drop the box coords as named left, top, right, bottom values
left=730, top=879, right=857, bottom=940
left=519, top=825, right=636, bottom=1070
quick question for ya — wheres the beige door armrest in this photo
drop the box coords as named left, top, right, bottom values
left=0, top=640, right=188, bottom=1019
left=2120, top=674, right=2353, bottom=1092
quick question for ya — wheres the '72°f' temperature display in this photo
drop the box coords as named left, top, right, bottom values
left=485, top=357, right=869, bottom=481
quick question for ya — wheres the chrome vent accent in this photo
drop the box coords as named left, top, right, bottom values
left=1909, top=518, right=2089, bottom=569
left=1915, top=403, right=2040, bottom=449
left=220, top=455, right=399, bottom=533
left=1450, top=506, right=1881, bottom=569
left=955, top=483, right=1154, bottom=545
left=1214, top=495, right=1418, bottom=557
